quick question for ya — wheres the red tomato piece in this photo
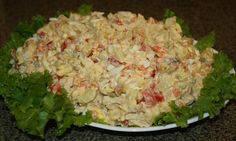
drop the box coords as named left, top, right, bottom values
left=173, top=88, right=181, bottom=97
left=153, top=92, right=164, bottom=102
left=121, top=120, right=129, bottom=126
left=96, top=44, right=105, bottom=52
left=50, top=82, right=62, bottom=94
left=115, top=19, right=123, bottom=25
left=140, top=85, right=164, bottom=106
left=150, top=69, right=157, bottom=78
left=46, top=41, right=53, bottom=50
left=61, top=38, right=73, bottom=52
left=108, top=58, right=123, bottom=66
left=139, top=43, right=150, bottom=51
left=38, top=31, right=46, bottom=38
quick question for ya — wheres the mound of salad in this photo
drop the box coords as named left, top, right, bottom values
left=1, top=5, right=236, bottom=138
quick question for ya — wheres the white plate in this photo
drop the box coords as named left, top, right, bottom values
left=88, top=100, right=229, bottom=132
left=88, top=67, right=235, bottom=132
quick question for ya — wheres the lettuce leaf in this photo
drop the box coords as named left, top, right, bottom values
left=56, top=4, right=92, bottom=18
left=163, top=9, right=191, bottom=37
left=56, top=10, right=70, bottom=17
left=78, top=4, right=93, bottom=16
left=194, top=31, right=216, bottom=52
left=154, top=52, right=236, bottom=127
left=0, top=12, right=92, bottom=138
left=0, top=71, right=92, bottom=138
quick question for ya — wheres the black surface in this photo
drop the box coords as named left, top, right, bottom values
left=1, top=0, right=236, bottom=141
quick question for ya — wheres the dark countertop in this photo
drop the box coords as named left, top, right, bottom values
left=1, top=0, right=236, bottom=141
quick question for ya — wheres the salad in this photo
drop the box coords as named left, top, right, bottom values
left=0, top=5, right=236, bottom=138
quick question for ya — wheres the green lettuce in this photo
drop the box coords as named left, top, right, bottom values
left=56, top=4, right=92, bottom=17
left=194, top=31, right=216, bottom=52
left=154, top=52, right=236, bottom=127
left=78, top=4, right=93, bottom=16
left=0, top=9, right=92, bottom=138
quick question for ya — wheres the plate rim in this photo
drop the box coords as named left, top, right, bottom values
left=88, top=113, right=209, bottom=132
left=88, top=100, right=229, bottom=132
